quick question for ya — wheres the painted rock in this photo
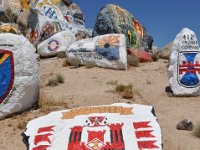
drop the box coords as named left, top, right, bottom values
left=23, top=103, right=163, bottom=150
left=1, top=0, right=30, bottom=28
left=93, top=4, right=152, bottom=50
left=66, top=34, right=127, bottom=70
left=27, top=0, right=88, bottom=45
left=0, top=23, right=20, bottom=34
left=0, top=33, right=39, bottom=119
left=169, top=28, right=200, bottom=96
left=37, top=30, right=76, bottom=57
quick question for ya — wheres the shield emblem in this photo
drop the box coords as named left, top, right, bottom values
left=178, top=51, right=200, bottom=88
left=0, top=50, right=14, bottom=104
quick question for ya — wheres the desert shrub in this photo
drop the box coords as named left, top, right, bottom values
left=68, top=58, right=81, bottom=68
left=56, top=74, right=65, bottom=84
left=62, top=59, right=69, bottom=67
left=39, top=91, right=68, bottom=112
left=127, top=54, right=139, bottom=67
left=115, top=84, right=133, bottom=99
left=122, top=87, right=134, bottom=99
left=47, top=77, right=58, bottom=87
left=57, top=52, right=66, bottom=58
left=106, top=80, right=118, bottom=85
left=152, top=53, right=159, bottom=62
left=193, top=123, right=200, bottom=138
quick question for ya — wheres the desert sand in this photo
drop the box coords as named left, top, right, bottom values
left=0, top=58, right=200, bottom=150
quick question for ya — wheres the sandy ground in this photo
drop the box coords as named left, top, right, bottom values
left=0, top=58, right=200, bottom=150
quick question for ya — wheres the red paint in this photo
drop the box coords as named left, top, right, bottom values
left=37, top=126, right=55, bottom=133
left=34, top=133, right=53, bottom=145
left=68, top=123, right=125, bottom=150
left=179, top=61, right=200, bottom=75
left=135, top=130, right=155, bottom=139
left=138, top=140, right=159, bottom=149
left=32, top=145, right=50, bottom=150
left=87, top=130, right=106, bottom=142
left=88, top=116, right=105, bottom=126
left=133, top=121, right=152, bottom=129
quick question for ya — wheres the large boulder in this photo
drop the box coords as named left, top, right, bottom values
left=23, top=103, right=163, bottom=150
left=37, top=30, right=76, bottom=57
left=26, top=0, right=89, bottom=46
left=158, top=42, right=173, bottom=59
left=169, top=28, right=200, bottom=96
left=0, top=33, right=39, bottom=119
left=66, top=34, right=127, bottom=70
left=93, top=4, right=153, bottom=50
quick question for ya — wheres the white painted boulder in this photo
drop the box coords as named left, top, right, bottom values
left=0, top=33, right=39, bottom=119
left=169, top=28, right=200, bottom=96
left=66, top=34, right=127, bottom=70
left=23, top=103, right=163, bottom=150
left=37, top=30, right=76, bottom=57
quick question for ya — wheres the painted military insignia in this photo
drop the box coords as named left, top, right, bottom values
left=178, top=51, right=200, bottom=88
left=0, top=50, right=14, bottom=104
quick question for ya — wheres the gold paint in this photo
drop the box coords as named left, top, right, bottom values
left=0, top=54, right=9, bottom=65
left=61, top=106, right=133, bottom=119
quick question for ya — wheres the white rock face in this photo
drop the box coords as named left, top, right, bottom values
left=66, top=34, right=127, bottom=70
left=23, top=103, right=163, bottom=150
left=37, top=30, right=76, bottom=57
left=0, top=33, right=39, bottom=119
left=169, top=28, right=200, bottom=96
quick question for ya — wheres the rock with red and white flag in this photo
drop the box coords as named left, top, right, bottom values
left=23, top=103, right=163, bottom=150
left=169, top=28, right=200, bottom=96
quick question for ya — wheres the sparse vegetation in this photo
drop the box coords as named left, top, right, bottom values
left=152, top=53, right=159, bottom=62
left=57, top=52, right=66, bottom=58
left=46, top=74, right=65, bottom=86
left=68, top=58, right=81, bottom=68
left=106, top=80, right=118, bottom=85
left=193, top=123, right=200, bottom=138
left=127, top=54, right=139, bottom=67
left=47, top=77, right=58, bottom=87
left=17, top=121, right=26, bottom=130
left=56, top=74, right=65, bottom=84
left=62, top=59, right=69, bottom=67
left=115, top=84, right=134, bottom=99
left=39, top=91, right=68, bottom=112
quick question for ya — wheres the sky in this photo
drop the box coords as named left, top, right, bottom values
left=73, top=0, right=200, bottom=49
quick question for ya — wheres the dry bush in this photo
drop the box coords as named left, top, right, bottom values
left=56, top=74, right=65, bottom=84
left=115, top=84, right=134, bottom=99
left=39, top=91, right=68, bottom=112
left=68, top=58, right=81, bottom=68
left=106, top=80, right=118, bottom=86
left=62, top=59, right=69, bottom=67
left=57, top=51, right=66, bottom=58
left=127, top=54, right=139, bottom=67
left=152, top=53, right=159, bottom=62
left=17, top=121, right=26, bottom=130
left=47, top=77, right=58, bottom=87
left=193, top=123, right=200, bottom=138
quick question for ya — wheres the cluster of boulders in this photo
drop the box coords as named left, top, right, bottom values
left=0, top=0, right=155, bottom=119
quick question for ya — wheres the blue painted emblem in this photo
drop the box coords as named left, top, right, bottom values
left=0, top=50, right=14, bottom=104
left=178, top=52, right=200, bottom=87
left=43, top=6, right=58, bottom=19
left=96, top=47, right=119, bottom=60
